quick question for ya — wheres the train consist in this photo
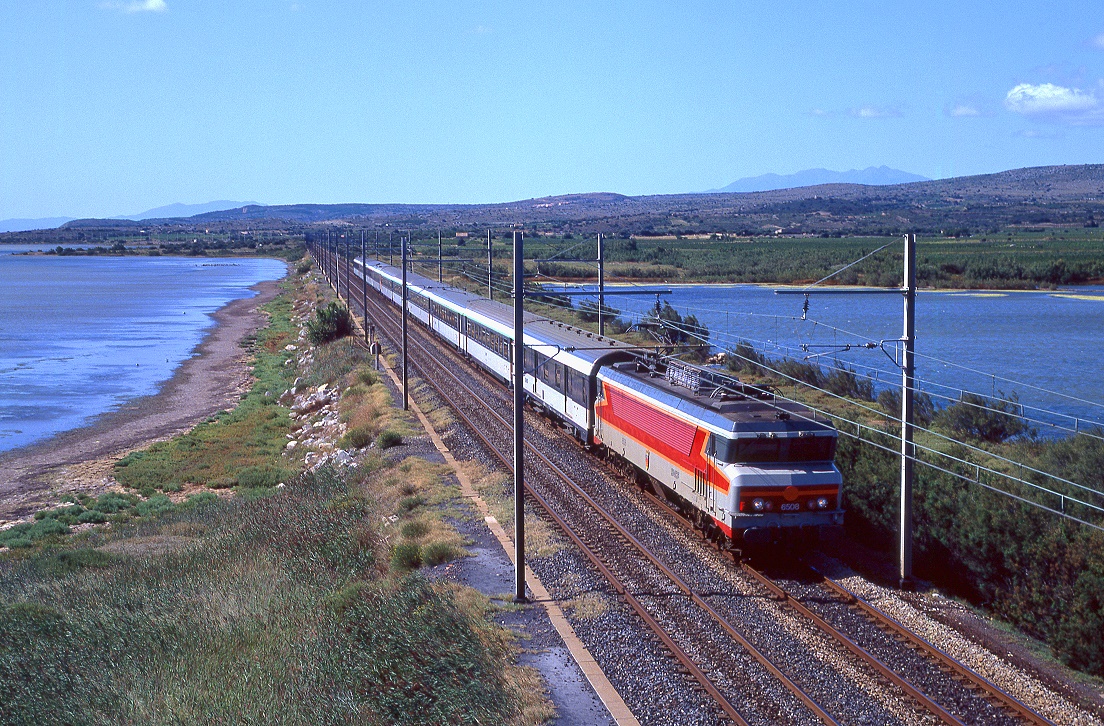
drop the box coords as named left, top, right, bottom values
left=354, top=257, right=843, bottom=547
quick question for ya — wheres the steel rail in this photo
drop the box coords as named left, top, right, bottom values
left=739, top=563, right=963, bottom=726
left=812, top=569, right=1055, bottom=726
left=323, top=249, right=751, bottom=725
left=628, top=483, right=967, bottom=725
left=628, top=446, right=1052, bottom=726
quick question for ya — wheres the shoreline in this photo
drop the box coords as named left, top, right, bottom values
left=0, top=274, right=285, bottom=525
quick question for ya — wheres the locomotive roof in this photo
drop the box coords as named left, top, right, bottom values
left=601, top=362, right=835, bottom=437
left=359, top=258, right=636, bottom=369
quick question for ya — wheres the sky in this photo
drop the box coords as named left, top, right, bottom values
left=1, top=1, right=1102, bottom=219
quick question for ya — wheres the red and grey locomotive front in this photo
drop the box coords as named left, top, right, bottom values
left=594, top=361, right=843, bottom=545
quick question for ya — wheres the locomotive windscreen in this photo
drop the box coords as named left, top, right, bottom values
left=713, top=434, right=837, bottom=464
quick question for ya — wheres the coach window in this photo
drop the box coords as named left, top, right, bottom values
left=566, top=369, right=586, bottom=404
left=538, top=353, right=551, bottom=385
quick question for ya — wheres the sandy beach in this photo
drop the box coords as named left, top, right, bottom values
left=0, top=276, right=283, bottom=525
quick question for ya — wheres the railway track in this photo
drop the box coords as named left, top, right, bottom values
left=633, top=483, right=1054, bottom=726
left=314, top=247, right=1054, bottom=726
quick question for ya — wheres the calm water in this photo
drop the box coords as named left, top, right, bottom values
left=573, top=283, right=1104, bottom=434
left=0, top=250, right=286, bottom=453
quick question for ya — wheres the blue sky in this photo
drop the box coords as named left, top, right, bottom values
left=1, top=1, right=1102, bottom=219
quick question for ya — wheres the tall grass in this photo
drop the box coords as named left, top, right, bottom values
left=0, top=466, right=538, bottom=724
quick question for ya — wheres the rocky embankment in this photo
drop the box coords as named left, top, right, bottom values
left=278, top=300, right=362, bottom=473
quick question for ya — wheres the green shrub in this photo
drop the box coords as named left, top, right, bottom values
left=726, top=341, right=768, bottom=375
left=182, top=491, right=219, bottom=508
left=76, top=510, right=108, bottom=524
left=1, top=519, right=73, bottom=546
left=44, top=549, right=119, bottom=575
left=354, top=367, right=378, bottom=386
left=340, top=425, right=375, bottom=450
left=399, top=520, right=430, bottom=539
left=34, top=505, right=85, bottom=526
left=324, top=581, right=368, bottom=617
left=93, top=492, right=138, bottom=514
left=136, top=494, right=175, bottom=518
left=390, top=542, right=423, bottom=571
left=305, top=338, right=368, bottom=386
left=236, top=465, right=293, bottom=489
left=0, top=603, right=66, bottom=637
left=422, top=541, right=462, bottom=567
left=934, top=392, right=1028, bottom=443
left=396, top=495, right=425, bottom=515
left=33, top=519, right=70, bottom=539
left=307, top=302, right=354, bottom=345
left=296, top=258, right=313, bottom=275
left=341, top=383, right=370, bottom=399
left=376, top=430, right=403, bottom=450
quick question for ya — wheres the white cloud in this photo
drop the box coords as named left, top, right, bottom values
left=808, top=108, right=831, bottom=117
left=99, top=0, right=167, bottom=13
left=1005, top=82, right=1104, bottom=125
left=949, top=104, right=981, bottom=117
left=944, top=95, right=993, bottom=118
left=1093, top=33, right=1104, bottom=50
left=849, top=105, right=902, bottom=119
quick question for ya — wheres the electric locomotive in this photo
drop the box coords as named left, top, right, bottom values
left=595, top=358, right=842, bottom=546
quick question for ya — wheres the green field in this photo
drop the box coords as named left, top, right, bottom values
left=490, top=229, right=1104, bottom=289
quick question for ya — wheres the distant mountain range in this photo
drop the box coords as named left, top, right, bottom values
left=0, top=217, right=76, bottom=234
left=156, top=163, right=1100, bottom=238
left=5, top=164, right=1103, bottom=238
left=0, top=200, right=259, bottom=233
left=709, top=166, right=929, bottom=193
left=126, top=200, right=262, bottom=221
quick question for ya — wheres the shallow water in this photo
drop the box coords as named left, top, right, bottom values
left=0, top=253, right=286, bottom=452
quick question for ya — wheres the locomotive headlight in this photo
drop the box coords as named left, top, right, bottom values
left=752, top=498, right=765, bottom=512
left=817, top=497, right=829, bottom=510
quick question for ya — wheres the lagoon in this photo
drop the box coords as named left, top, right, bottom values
left=0, top=251, right=287, bottom=453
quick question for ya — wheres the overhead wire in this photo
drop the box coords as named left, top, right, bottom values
left=392, top=252, right=1104, bottom=529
